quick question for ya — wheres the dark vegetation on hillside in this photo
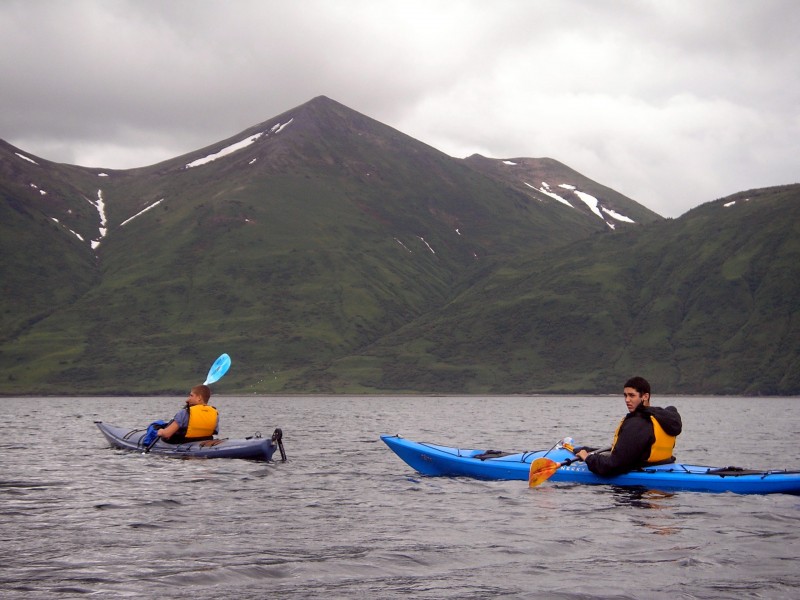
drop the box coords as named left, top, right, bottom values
left=1, top=97, right=798, bottom=395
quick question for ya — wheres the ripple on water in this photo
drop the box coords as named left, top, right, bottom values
left=1, top=395, right=799, bottom=600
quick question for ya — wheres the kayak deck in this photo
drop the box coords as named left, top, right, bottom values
left=381, top=434, right=800, bottom=495
left=96, top=421, right=285, bottom=462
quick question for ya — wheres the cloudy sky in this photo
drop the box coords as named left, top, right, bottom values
left=2, top=0, right=798, bottom=217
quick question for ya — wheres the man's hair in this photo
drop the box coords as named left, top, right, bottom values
left=624, top=376, right=651, bottom=397
left=192, top=384, right=211, bottom=403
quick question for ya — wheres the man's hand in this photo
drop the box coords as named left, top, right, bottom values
left=572, top=448, right=589, bottom=460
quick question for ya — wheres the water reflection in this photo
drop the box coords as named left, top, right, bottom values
left=611, top=486, right=676, bottom=509
left=611, top=486, right=682, bottom=535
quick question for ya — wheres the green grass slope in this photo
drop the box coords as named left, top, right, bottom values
left=0, top=143, right=101, bottom=348
left=322, top=185, right=800, bottom=395
left=2, top=97, right=647, bottom=394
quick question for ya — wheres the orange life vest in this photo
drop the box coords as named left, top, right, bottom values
left=611, top=415, right=676, bottom=464
left=184, top=404, right=218, bottom=440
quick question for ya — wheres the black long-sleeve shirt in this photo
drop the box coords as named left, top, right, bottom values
left=585, top=405, right=682, bottom=476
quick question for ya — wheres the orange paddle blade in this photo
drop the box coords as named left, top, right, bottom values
left=528, top=457, right=560, bottom=488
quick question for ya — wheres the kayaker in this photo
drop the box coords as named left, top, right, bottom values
left=156, top=384, right=219, bottom=443
left=572, top=376, right=682, bottom=476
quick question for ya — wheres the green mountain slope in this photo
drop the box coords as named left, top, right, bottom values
left=1, top=97, right=653, bottom=394
left=1, top=97, right=797, bottom=395
left=0, top=143, right=101, bottom=342
left=323, top=185, right=799, bottom=395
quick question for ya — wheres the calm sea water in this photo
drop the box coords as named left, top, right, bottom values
left=2, top=395, right=799, bottom=599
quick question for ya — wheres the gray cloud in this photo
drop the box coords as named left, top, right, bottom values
left=2, top=0, right=798, bottom=217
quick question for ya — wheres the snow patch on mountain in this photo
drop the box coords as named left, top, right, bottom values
left=528, top=181, right=573, bottom=207
left=724, top=198, right=750, bottom=208
left=89, top=190, right=107, bottom=250
left=602, top=207, right=634, bottom=223
left=552, top=184, right=635, bottom=228
left=272, top=118, right=294, bottom=134
left=518, top=179, right=636, bottom=229
left=491, top=154, right=638, bottom=228
left=394, top=237, right=412, bottom=252
left=16, top=152, right=37, bottom=165
left=121, top=199, right=164, bottom=227
left=51, top=217, right=84, bottom=242
left=185, top=117, right=294, bottom=169
left=418, top=236, right=436, bottom=254
left=185, top=133, right=264, bottom=168
left=574, top=190, right=604, bottom=220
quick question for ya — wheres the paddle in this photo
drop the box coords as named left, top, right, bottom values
left=528, top=447, right=611, bottom=488
left=145, top=353, right=232, bottom=453
left=204, top=353, right=232, bottom=385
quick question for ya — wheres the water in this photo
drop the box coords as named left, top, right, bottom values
left=2, top=395, right=799, bottom=599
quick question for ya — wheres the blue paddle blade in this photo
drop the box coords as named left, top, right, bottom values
left=204, top=353, right=231, bottom=385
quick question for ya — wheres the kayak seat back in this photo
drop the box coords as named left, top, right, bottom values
left=473, top=450, right=514, bottom=461
left=706, top=466, right=773, bottom=477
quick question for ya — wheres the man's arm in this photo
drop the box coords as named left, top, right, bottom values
left=584, top=418, right=653, bottom=476
left=157, top=420, right=179, bottom=440
left=157, top=409, right=188, bottom=440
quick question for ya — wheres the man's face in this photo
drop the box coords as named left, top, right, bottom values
left=623, top=387, right=648, bottom=412
left=186, top=390, right=204, bottom=406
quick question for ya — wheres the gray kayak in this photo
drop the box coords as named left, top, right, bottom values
left=95, top=421, right=286, bottom=462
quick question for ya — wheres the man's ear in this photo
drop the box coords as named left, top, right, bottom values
left=642, top=392, right=651, bottom=406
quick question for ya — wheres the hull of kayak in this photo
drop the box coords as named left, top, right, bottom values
left=381, top=435, right=800, bottom=495
left=96, top=421, right=281, bottom=462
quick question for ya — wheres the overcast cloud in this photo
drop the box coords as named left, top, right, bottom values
left=2, top=0, right=798, bottom=217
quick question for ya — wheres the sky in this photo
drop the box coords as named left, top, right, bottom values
left=2, top=0, right=798, bottom=218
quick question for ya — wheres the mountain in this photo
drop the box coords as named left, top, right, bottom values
left=328, top=184, right=800, bottom=395
left=463, top=154, right=661, bottom=228
left=1, top=96, right=797, bottom=395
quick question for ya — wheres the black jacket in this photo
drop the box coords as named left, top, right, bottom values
left=585, top=405, right=682, bottom=477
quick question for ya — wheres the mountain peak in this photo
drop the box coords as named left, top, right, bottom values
left=464, top=153, right=662, bottom=225
left=170, top=94, right=430, bottom=178
left=2, top=96, right=797, bottom=395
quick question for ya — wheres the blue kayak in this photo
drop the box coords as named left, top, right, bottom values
left=381, top=435, right=800, bottom=495
left=96, top=421, right=286, bottom=462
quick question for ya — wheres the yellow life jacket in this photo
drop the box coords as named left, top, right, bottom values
left=611, top=414, right=676, bottom=464
left=647, top=416, right=676, bottom=463
left=185, top=404, right=218, bottom=440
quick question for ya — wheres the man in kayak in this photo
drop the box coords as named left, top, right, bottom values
left=156, top=384, right=219, bottom=443
left=572, top=376, right=682, bottom=476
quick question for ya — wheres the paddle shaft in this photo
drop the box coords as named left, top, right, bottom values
left=563, top=446, right=612, bottom=465
left=144, top=435, right=160, bottom=453
left=529, top=447, right=611, bottom=487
